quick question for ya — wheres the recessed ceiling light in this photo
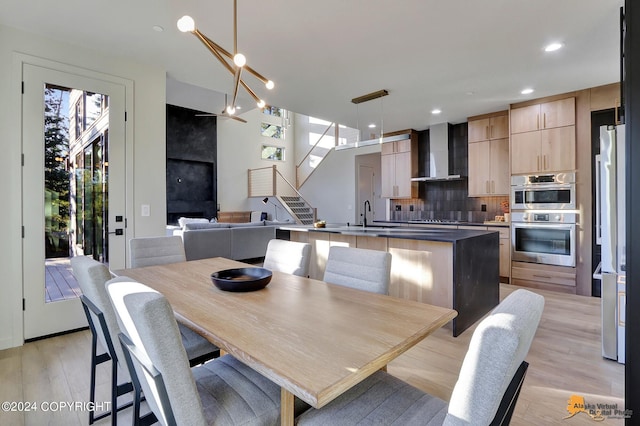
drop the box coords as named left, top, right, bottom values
left=465, top=91, right=475, bottom=96
left=152, top=25, right=164, bottom=32
left=521, top=88, right=534, bottom=95
left=431, top=109, right=442, bottom=115
left=544, top=42, right=563, bottom=52
left=368, top=123, right=376, bottom=128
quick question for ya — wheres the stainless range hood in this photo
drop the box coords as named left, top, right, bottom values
left=411, top=122, right=463, bottom=182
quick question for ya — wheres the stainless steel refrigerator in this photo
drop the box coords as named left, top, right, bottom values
left=594, top=124, right=626, bottom=363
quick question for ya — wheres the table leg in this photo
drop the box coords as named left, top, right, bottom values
left=281, top=388, right=294, bottom=426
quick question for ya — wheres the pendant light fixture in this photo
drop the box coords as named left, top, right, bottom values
left=351, top=89, right=388, bottom=143
left=177, top=0, right=274, bottom=114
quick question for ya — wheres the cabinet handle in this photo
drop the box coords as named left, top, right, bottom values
left=491, top=180, right=495, bottom=193
left=537, top=155, right=540, bottom=170
left=544, top=155, right=548, bottom=170
left=533, top=274, right=552, bottom=280
left=536, top=114, right=540, bottom=130
left=486, top=126, right=490, bottom=140
left=486, top=181, right=490, bottom=193
left=543, top=113, right=546, bottom=128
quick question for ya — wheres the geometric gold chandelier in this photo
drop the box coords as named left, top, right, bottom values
left=177, top=0, right=274, bottom=116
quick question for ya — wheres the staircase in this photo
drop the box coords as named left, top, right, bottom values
left=248, top=165, right=317, bottom=225
left=279, top=196, right=315, bottom=225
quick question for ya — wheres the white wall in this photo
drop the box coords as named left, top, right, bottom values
left=299, top=144, right=382, bottom=224
left=217, top=107, right=295, bottom=216
left=0, top=23, right=166, bottom=349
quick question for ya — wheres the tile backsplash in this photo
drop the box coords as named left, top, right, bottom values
left=388, top=123, right=509, bottom=223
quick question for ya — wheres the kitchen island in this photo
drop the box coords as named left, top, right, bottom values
left=279, top=225, right=499, bottom=336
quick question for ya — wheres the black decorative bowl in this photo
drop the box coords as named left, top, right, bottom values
left=211, top=268, right=272, bottom=292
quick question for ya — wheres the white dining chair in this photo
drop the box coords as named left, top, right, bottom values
left=106, top=277, right=307, bottom=425
left=296, top=289, right=545, bottom=426
left=129, top=235, right=186, bottom=268
left=323, top=246, right=392, bottom=295
left=262, top=239, right=312, bottom=277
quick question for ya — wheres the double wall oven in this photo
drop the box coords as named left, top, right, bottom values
left=511, top=173, right=577, bottom=267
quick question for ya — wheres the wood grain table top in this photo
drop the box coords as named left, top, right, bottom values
left=113, top=257, right=457, bottom=410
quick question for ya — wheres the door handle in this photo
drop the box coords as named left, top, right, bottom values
left=108, top=229, right=124, bottom=236
left=595, top=154, right=602, bottom=244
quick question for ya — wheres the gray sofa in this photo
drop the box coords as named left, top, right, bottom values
left=172, top=221, right=276, bottom=261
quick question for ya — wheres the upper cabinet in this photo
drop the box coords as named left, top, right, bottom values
left=510, top=97, right=576, bottom=174
left=381, top=132, right=418, bottom=198
left=511, top=98, right=575, bottom=134
left=468, top=113, right=509, bottom=142
left=467, top=111, right=509, bottom=196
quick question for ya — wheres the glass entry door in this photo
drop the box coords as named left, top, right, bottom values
left=23, top=63, right=127, bottom=339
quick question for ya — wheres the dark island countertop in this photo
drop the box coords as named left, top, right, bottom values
left=277, top=224, right=497, bottom=243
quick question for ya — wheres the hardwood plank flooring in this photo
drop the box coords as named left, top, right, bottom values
left=0, top=284, right=624, bottom=425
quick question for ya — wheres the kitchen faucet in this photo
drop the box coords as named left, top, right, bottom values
left=363, top=200, right=371, bottom=228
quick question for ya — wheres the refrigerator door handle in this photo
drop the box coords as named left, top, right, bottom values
left=595, top=154, right=602, bottom=245
left=593, top=261, right=602, bottom=280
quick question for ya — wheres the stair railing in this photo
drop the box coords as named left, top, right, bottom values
left=296, top=121, right=337, bottom=189
left=248, top=165, right=317, bottom=223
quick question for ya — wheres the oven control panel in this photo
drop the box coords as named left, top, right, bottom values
left=511, top=212, right=577, bottom=224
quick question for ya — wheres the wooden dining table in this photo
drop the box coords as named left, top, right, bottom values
left=113, top=257, right=457, bottom=426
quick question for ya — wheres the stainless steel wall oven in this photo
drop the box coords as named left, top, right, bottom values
left=511, top=211, right=576, bottom=267
left=511, top=172, right=576, bottom=210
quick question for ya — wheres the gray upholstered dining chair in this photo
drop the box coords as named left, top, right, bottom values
left=323, top=246, right=392, bottom=294
left=71, top=256, right=133, bottom=425
left=106, top=277, right=304, bottom=426
left=129, top=235, right=187, bottom=268
left=262, top=239, right=312, bottom=277
left=71, top=256, right=219, bottom=425
left=296, top=289, right=544, bottom=426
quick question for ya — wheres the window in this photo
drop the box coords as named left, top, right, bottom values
left=261, top=145, right=285, bottom=161
left=263, top=106, right=283, bottom=117
left=261, top=122, right=285, bottom=139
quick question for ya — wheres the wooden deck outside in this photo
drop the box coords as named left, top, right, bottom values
left=45, top=258, right=81, bottom=302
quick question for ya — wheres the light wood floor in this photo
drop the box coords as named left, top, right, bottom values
left=0, top=284, right=624, bottom=425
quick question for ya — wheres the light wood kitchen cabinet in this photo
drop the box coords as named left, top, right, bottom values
left=468, top=138, right=509, bottom=196
left=510, top=97, right=575, bottom=134
left=468, top=111, right=509, bottom=196
left=511, top=261, right=576, bottom=294
left=511, top=126, right=575, bottom=174
left=487, top=226, right=510, bottom=281
left=468, top=113, right=509, bottom=142
left=381, top=134, right=417, bottom=198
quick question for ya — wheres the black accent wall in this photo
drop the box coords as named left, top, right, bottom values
left=166, top=104, right=217, bottom=224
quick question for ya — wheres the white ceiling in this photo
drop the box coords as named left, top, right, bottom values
left=1, top=0, right=623, bottom=132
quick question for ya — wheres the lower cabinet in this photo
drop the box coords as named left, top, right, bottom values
left=488, top=226, right=510, bottom=282
left=511, top=261, right=577, bottom=294
left=290, top=230, right=455, bottom=307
